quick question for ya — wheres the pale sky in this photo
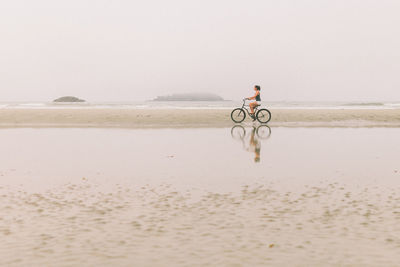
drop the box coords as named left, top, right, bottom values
left=1, top=0, right=399, bottom=102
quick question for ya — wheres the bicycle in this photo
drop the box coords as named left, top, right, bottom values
left=230, top=125, right=271, bottom=163
left=231, top=125, right=272, bottom=140
left=231, top=99, right=271, bottom=123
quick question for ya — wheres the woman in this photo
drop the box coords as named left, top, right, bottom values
left=248, top=126, right=261, bottom=163
left=246, top=85, right=261, bottom=119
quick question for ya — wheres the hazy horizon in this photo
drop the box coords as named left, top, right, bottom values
left=1, top=96, right=400, bottom=104
left=1, top=0, right=400, bottom=102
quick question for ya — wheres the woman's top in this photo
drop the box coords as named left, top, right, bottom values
left=255, top=91, right=261, bottom=101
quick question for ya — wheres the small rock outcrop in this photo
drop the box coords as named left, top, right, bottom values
left=53, top=96, right=85, bottom=102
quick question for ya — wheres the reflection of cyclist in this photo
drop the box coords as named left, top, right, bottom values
left=246, top=127, right=261, bottom=163
left=246, top=85, right=261, bottom=120
left=231, top=125, right=270, bottom=163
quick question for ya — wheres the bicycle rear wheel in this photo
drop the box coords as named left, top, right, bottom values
left=256, top=109, right=271, bottom=123
left=231, top=108, right=246, bottom=123
left=231, top=125, right=246, bottom=140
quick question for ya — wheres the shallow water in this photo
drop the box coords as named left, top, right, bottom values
left=0, top=127, right=399, bottom=266
left=1, top=127, right=399, bottom=190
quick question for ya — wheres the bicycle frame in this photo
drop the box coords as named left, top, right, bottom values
left=240, top=99, right=259, bottom=116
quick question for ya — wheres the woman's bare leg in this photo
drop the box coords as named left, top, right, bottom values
left=250, top=102, right=255, bottom=114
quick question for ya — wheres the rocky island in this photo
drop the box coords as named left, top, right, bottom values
left=53, top=96, right=86, bottom=103
left=153, top=93, right=224, bottom=101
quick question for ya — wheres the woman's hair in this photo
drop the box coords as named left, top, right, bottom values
left=255, top=85, right=261, bottom=91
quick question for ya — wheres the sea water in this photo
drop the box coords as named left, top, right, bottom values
left=0, top=101, right=400, bottom=110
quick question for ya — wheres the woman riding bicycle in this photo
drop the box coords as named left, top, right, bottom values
left=246, top=85, right=261, bottom=119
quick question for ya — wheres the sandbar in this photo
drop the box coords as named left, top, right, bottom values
left=0, top=108, right=399, bottom=128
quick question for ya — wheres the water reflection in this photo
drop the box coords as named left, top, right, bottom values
left=231, top=125, right=271, bottom=163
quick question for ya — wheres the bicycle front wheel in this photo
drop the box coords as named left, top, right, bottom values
left=256, top=109, right=271, bottom=123
left=256, top=125, right=272, bottom=139
left=231, top=108, right=246, bottom=123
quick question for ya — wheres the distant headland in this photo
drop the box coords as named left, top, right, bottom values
left=153, top=93, right=224, bottom=101
left=53, top=96, right=86, bottom=103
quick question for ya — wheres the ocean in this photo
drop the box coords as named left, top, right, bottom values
left=0, top=101, right=399, bottom=110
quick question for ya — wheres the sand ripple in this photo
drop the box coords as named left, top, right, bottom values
left=0, top=181, right=399, bottom=266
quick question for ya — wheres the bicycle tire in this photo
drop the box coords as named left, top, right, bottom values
left=256, top=109, right=271, bottom=123
left=231, top=108, right=246, bottom=123
left=256, top=125, right=272, bottom=139
left=231, top=125, right=246, bottom=140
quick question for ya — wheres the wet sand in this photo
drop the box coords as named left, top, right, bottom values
left=1, top=128, right=399, bottom=266
left=1, top=181, right=400, bottom=266
left=0, top=108, right=400, bottom=127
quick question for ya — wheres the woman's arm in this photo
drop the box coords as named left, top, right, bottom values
left=247, top=91, right=260, bottom=100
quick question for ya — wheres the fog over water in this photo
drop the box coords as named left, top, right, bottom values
left=1, top=0, right=399, bottom=102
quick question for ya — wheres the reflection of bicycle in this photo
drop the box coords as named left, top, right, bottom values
left=231, top=125, right=272, bottom=140
left=231, top=99, right=271, bottom=123
left=231, top=125, right=271, bottom=163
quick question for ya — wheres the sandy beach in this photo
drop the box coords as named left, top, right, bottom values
left=2, top=0, right=400, bottom=265
left=0, top=108, right=400, bottom=128
left=1, top=181, right=399, bottom=266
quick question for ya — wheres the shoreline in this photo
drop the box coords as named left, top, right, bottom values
left=0, top=108, right=399, bottom=128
